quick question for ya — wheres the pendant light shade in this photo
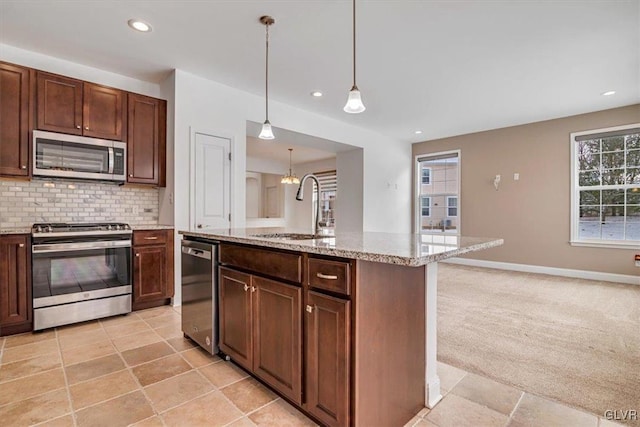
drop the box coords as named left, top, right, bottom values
left=344, top=0, right=365, bottom=114
left=281, top=148, right=300, bottom=184
left=259, top=16, right=276, bottom=140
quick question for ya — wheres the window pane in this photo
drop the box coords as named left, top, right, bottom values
left=627, top=189, right=640, bottom=205
left=602, top=168, right=626, bottom=185
left=627, top=168, right=640, bottom=184
left=578, top=220, right=600, bottom=240
left=578, top=140, right=600, bottom=155
left=602, top=152, right=624, bottom=169
left=447, top=197, right=457, bottom=207
left=579, top=190, right=600, bottom=206
left=602, top=189, right=624, bottom=205
left=579, top=170, right=600, bottom=186
left=602, top=136, right=624, bottom=152
left=579, top=206, right=600, bottom=219
left=627, top=149, right=640, bottom=168
left=626, top=206, right=640, bottom=240
left=626, top=134, right=640, bottom=150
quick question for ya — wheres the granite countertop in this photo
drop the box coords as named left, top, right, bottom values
left=180, top=227, right=503, bottom=267
left=131, top=225, right=174, bottom=231
left=0, top=227, right=32, bottom=235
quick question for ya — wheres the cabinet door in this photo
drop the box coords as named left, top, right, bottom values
left=36, top=72, right=82, bottom=135
left=83, top=83, right=125, bottom=141
left=0, top=62, right=30, bottom=176
left=127, top=93, right=166, bottom=186
left=0, top=235, right=31, bottom=333
left=133, top=244, right=167, bottom=305
left=219, top=267, right=253, bottom=370
left=305, top=291, right=351, bottom=427
left=252, top=276, right=302, bottom=404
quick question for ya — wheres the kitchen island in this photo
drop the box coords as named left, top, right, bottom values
left=180, top=228, right=503, bottom=427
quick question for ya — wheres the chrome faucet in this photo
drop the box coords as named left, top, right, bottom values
left=296, top=173, right=322, bottom=236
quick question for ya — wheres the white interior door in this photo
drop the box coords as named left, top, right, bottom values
left=192, top=132, right=231, bottom=230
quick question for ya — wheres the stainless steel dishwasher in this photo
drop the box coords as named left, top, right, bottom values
left=181, top=239, right=218, bottom=355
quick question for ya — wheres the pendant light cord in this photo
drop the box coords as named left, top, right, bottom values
left=352, top=0, right=357, bottom=88
left=265, top=22, right=270, bottom=120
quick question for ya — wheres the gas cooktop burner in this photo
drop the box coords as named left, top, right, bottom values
left=32, top=222, right=131, bottom=235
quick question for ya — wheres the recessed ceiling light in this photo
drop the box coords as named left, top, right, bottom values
left=601, top=90, right=616, bottom=96
left=311, top=91, right=323, bottom=97
left=128, top=19, right=152, bottom=32
left=414, top=130, right=423, bottom=135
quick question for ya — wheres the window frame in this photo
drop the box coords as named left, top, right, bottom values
left=421, top=196, right=431, bottom=217
left=414, top=149, right=461, bottom=234
left=570, top=123, right=640, bottom=249
left=421, top=167, right=432, bottom=185
left=446, top=196, right=458, bottom=217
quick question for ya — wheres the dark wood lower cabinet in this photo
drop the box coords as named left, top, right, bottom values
left=253, top=276, right=301, bottom=404
left=219, top=266, right=302, bottom=404
left=0, top=234, right=32, bottom=336
left=305, top=291, right=350, bottom=427
left=132, top=229, right=174, bottom=311
left=219, top=267, right=253, bottom=370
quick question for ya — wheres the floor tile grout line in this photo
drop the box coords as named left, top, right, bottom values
left=508, top=390, right=526, bottom=419
left=55, top=326, right=79, bottom=427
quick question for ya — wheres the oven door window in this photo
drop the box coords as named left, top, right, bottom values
left=35, top=138, right=110, bottom=174
left=32, top=247, right=131, bottom=298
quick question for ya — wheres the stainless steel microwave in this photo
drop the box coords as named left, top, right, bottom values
left=33, top=130, right=126, bottom=183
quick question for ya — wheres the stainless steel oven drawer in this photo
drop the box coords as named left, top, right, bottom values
left=33, top=294, right=131, bottom=331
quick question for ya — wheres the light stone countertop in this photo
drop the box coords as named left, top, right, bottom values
left=180, top=227, right=503, bottom=266
left=131, top=225, right=175, bottom=231
left=0, top=227, right=32, bottom=235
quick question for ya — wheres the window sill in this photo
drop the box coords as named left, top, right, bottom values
left=570, top=240, right=640, bottom=250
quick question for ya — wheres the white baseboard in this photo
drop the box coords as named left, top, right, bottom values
left=443, top=258, right=640, bottom=286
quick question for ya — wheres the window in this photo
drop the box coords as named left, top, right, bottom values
left=416, top=151, right=460, bottom=234
left=446, top=196, right=458, bottom=217
left=421, top=196, right=431, bottom=217
left=421, top=167, right=431, bottom=184
left=571, top=124, right=640, bottom=247
left=315, top=170, right=336, bottom=229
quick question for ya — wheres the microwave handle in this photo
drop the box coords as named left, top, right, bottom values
left=108, top=147, right=114, bottom=174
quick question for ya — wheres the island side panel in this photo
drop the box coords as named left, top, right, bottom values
left=353, top=260, right=426, bottom=427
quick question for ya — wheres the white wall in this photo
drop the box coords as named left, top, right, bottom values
left=336, top=149, right=364, bottom=232
left=0, top=44, right=161, bottom=97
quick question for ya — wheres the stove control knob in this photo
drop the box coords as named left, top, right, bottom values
left=47, top=226, right=52, bottom=233
left=116, top=225, right=122, bottom=230
left=107, top=225, right=112, bottom=231
left=36, top=226, right=42, bottom=232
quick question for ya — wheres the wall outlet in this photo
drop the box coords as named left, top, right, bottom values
left=635, top=254, right=640, bottom=267
left=514, top=173, right=520, bottom=181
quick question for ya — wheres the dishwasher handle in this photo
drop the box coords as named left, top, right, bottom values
left=182, top=245, right=212, bottom=260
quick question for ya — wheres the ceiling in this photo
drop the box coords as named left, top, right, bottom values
left=1, top=1, right=638, bottom=142
left=246, top=135, right=337, bottom=165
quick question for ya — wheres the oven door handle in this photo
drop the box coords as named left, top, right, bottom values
left=32, top=240, right=132, bottom=254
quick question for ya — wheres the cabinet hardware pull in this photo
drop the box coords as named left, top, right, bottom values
left=76, top=125, right=81, bottom=129
left=144, top=236, right=158, bottom=240
left=306, top=305, right=313, bottom=313
left=129, top=174, right=133, bottom=177
left=243, top=284, right=249, bottom=292
left=135, top=253, right=140, bottom=257
left=251, top=286, right=256, bottom=292
left=18, top=243, right=25, bottom=248
left=85, top=126, right=89, bottom=130
left=21, top=165, right=26, bottom=169
left=316, top=273, right=338, bottom=280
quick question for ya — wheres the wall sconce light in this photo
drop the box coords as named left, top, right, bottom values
left=493, top=174, right=501, bottom=191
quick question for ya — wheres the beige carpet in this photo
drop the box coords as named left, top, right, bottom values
left=437, top=264, right=640, bottom=426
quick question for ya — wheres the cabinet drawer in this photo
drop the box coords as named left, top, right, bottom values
left=133, top=230, right=169, bottom=246
left=308, top=258, right=351, bottom=296
left=220, top=244, right=302, bottom=283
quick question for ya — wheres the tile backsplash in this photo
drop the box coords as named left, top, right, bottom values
left=0, top=178, right=159, bottom=228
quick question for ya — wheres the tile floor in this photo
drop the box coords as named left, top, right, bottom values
left=0, top=305, right=628, bottom=427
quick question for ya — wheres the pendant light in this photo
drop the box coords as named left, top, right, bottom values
left=343, top=0, right=365, bottom=114
left=281, top=148, right=300, bottom=184
left=259, top=16, right=275, bottom=139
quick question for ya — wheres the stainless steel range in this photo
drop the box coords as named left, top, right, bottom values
left=31, top=222, right=133, bottom=330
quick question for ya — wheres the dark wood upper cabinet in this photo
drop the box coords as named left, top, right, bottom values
left=83, top=82, right=126, bottom=141
left=127, top=93, right=166, bottom=186
left=0, top=62, right=31, bottom=176
left=37, top=71, right=126, bottom=141
left=36, top=71, right=83, bottom=135
left=0, top=234, right=32, bottom=336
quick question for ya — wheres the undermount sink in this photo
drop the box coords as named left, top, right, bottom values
left=251, top=233, right=332, bottom=241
